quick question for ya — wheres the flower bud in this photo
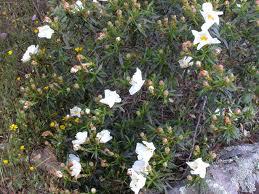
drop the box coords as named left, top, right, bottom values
left=91, top=188, right=97, bottom=193
left=210, top=152, right=217, bottom=159
left=187, top=175, right=193, bottom=181
left=162, top=138, right=168, bottom=145
left=147, top=79, right=153, bottom=86
left=163, top=90, right=169, bottom=97
left=73, top=83, right=80, bottom=89
left=107, top=21, right=113, bottom=27
left=140, top=132, right=145, bottom=138
left=215, top=64, right=224, bottom=73
left=234, top=108, right=241, bottom=115
left=116, top=37, right=121, bottom=42
left=229, top=73, right=235, bottom=81
left=196, top=61, right=202, bottom=68
left=165, top=147, right=170, bottom=154
left=212, top=114, right=217, bottom=121
left=163, top=162, right=168, bottom=167
left=157, top=20, right=162, bottom=26
left=156, top=127, right=163, bottom=133
left=224, top=76, right=231, bottom=84
left=159, top=80, right=165, bottom=86
left=224, top=116, right=231, bottom=125
left=116, top=9, right=122, bottom=17
left=203, top=81, right=210, bottom=87
left=199, top=70, right=209, bottom=77
left=148, top=85, right=154, bottom=94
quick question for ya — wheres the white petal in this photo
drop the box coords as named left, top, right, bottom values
left=21, top=45, right=39, bottom=63
left=38, top=25, right=54, bottom=39
left=202, top=2, right=213, bottom=11
left=96, top=130, right=112, bottom=143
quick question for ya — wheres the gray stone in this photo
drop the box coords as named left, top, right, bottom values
left=167, top=143, right=259, bottom=194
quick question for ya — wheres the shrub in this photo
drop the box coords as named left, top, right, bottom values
left=2, top=0, right=258, bottom=193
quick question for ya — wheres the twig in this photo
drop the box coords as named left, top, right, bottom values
left=178, top=96, right=207, bottom=180
left=31, top=0, right=43, bottom=22
left=187, top=96, right=207, bottom=161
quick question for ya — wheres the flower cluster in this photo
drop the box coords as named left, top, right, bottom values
left=128, top=141, right=156, bottom=193
left=192, top=2, right=222, bottom=50
left=6, top=0, right=257, bottom=193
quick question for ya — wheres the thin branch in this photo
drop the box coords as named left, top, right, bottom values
left=178, top=96, right=208, bottom=180
left=187, top=96, right=207, bottom=161
left=31, top=0, right=43, bottom=22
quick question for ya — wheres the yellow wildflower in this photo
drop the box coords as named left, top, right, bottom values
left=29, top=166, right=35, bottom=171
left=3, top=160, right=9, bottom=165
left=34, top=28, right=39, bottom=33
left=59, top=125, right=66, bottom=130
left=50, top=122, right=56, bottom=128
left=9, top=124, right=18, bottom=131
left=7, top=50, right=13, bottom=55
left=74, top=118, right=80, bottom=123
left=75, top=47, right=83, bottom=53
left=20, top=145, right=25, bottom=151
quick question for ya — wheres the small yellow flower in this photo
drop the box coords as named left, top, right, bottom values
left=74, top=118, right=80, bottom=123
left=59, top=125, right=66, bottom=130
left=62, top=115, right=70, bottom=121
left=34, top=29, right=39, bottom=33
left=75, top=47, right=83, bottom=53
left=7, top=50, right=13, bottom=55
left=3, top=160, right=9, bottom=165
left=9, top=124, right=18, bottom=131
left=29, top=166, right=35, bottom=171
left=50, top=122, right=56, bottom=128
left=16, top=77, right=21, bottom=81
left=20, top=145, right=25, bottom=151
left=43, top=86, right=49, bottom=90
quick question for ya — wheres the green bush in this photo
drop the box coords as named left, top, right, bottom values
left=2, top=0, right=258, bottom=193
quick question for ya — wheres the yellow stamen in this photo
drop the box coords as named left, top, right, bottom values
left=200, top=35, right=208, bottom=41
left=207, top=14, right=214, bottom=20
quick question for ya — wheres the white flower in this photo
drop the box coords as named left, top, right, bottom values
left=73, top=0, right=84, bottom=12
left=85, top=108, right=91, bottom=114
left=37, top=25, right=54, bottom=39
left=72, top=131, right=88, bottom=151
left=186, top=158, right=210, bottom=178
left=68, top=154, right=82, bottom=178
left=200, top=2, right=223, bottom=30
left=131, top=160, right=149, bottom=175
left=178, top=56, right=193, bottom=68
left=192, top=27, right=221, bottom=50
left=21, top=45, right=39, bottom=63
left=100, top=89, right=121, bottom=108
left=135, top=141, right=156, bottom=163
left=214, top=108, right=221, bottom=116
left=96, top=130, right=112, bottom=143
left=128, top=169, right=147, bottom=194
left=70, top=106, right=82, bottom=117
left=70, top=65, right=82, bottom=73
left=129, top=68, right=145, bottom=95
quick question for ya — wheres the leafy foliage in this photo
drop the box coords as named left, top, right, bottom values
left=1, top=0, right=258, bottom=193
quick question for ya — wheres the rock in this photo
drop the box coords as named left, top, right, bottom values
left=167, top=143, right=259, bottom=194
left=30, top=146, right=63, bottom=178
